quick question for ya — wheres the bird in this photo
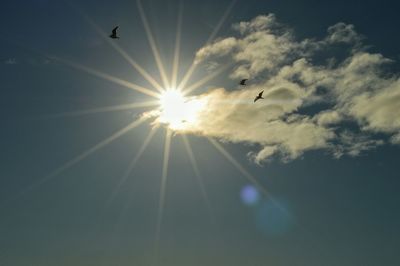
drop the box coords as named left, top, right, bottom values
left=254, top=90, right=264, bottom=102
left=239, top=79, right=248, bottom=85
left=109, top=26, right=119, bottom=39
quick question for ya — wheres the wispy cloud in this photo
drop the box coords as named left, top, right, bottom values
left=180, top=14, right=400, bottom=163
left=3, top=57, right=54, bottom=66
left=4, top=58, right=17, bottom=65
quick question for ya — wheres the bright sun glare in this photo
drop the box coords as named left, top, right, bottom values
left=158, top=89, right=205, bottom=130
left=41, top=1, right=264, bottom=263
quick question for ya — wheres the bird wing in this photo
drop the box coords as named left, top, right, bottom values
left=112, top=26, right=119, bottom=34
left=259, top=90, right=264, bottom=97
left=240, top=79, right=247, bottom=85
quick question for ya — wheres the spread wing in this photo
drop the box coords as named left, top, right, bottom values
left=254, top=90, right=264, bottom=102
left=112, top=26, right=119, bottom=35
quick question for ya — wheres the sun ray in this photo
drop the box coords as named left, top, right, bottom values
left=0, top=37, right=161, bottom=98
left=176, top=59, right=195, bottom=92
left=65, top=1, right=164, bottom=92
left=107, top=127, right=159, bottom=250
left=171, top=1, right=184, bottom=89
left=106, top=126, right=159, bottom=207
left=182, top=63, right=232, bottom=95
left=206, top=0, right=237, bottom=44
left=207, top=138, right=302, bottom=229
left=154, top=128, right=172, bottom=264
left=207, top=138, right=268, bottom=195
left=51, top=56, right=160, bottom=98
left=1, top=117, right=149, bottom=206
left=182, top=135, right=214, bottom=221
left=94, top=31, right=165, bottom=93
left=177, top=0, right=237, bottom=91
left=37, top=101, right=159, bottom=119
left=207, top=139, right=324, bottom=246
left=0, top=35, right=160, bottom=98
left=136, top=0, right=170, bottom=89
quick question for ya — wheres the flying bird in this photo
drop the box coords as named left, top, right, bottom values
left=254, top=90, right=264, bottom=102
left=109, top=26, right=119, bottom=39
left=239, top=79, right=248, bottom=85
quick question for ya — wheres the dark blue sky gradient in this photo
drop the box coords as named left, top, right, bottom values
left=1, top=0, right=399, bottom=265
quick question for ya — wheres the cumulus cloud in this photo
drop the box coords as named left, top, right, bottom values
left=314, top=110, right=342, bottom=126
left=348, top=79, right=400, bottom=132
left=196, top=14, right=296, bottom=79
left=195, top=37, right=237, bottom=64
left=183, top=14, right=400, bottom=163
left=183, top=88, right=334, bottom=159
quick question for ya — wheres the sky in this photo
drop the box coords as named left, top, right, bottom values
left=1, top=0, right=400, bottom=265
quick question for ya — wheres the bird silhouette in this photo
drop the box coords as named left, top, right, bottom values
left=239, top=79, right=248, bottom=85
left=109, top=26, right=119, bottom=39
left=254, top=90, right=264, bottom=102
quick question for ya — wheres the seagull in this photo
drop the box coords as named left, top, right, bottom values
left=239, top=79, right=248, bottom=85
left=254, top=90, right=264, bottom=102
left=109, top=26, right=119, bottom=39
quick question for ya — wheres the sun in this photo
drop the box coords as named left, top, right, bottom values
left=157, top=88, right=205, bottom=131
left=33, top=2, right=265, bottom=264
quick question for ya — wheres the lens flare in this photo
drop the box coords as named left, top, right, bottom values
left=256, top=199, right=294, bottom=236
left=240, top=185, right=260, bottom=206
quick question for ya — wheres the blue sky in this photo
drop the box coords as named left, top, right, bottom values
left=1, top=0, right=400, bottom=265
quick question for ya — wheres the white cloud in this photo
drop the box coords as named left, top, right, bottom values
left=232, top=14, right=279, bottom=35
left=195, top=37, right=237, bottom=64
left=314, top=110, right=342, bottom=126
left=182, top=14, right=400, bottom=163
left=195, top=15, right=296, bottom=79
left=326, top=22, right=363, bottom=45
left=333, top=131, right=384, bottom=158
left=390, top=134, right=400, bottom=145
left=248, top=146, right=278, bottom=165
left=348, top=79, right=400, bottom=133
left=180, top=88, right=335, bottom=161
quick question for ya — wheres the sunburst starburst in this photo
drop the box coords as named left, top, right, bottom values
left=7, top=1, right=279, bottom=265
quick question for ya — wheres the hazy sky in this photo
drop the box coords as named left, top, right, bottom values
left=1, top=0, right=400, bottom=266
